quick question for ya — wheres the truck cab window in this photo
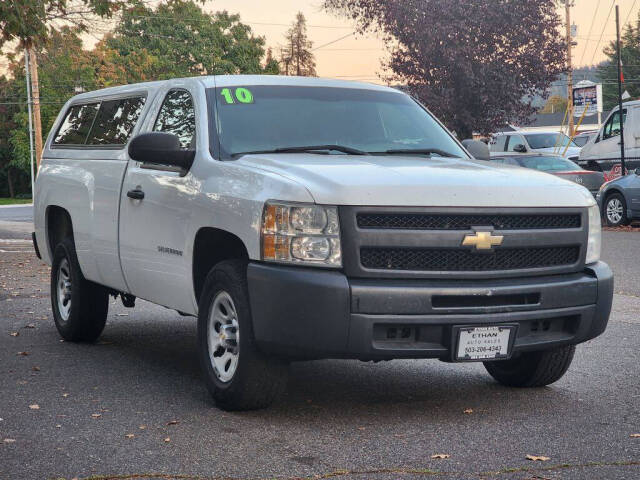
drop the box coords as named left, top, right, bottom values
left=86, top=97, right=146, bottom=145
left=153, top=90, right=196, bottom=149
left=53, top=103, right=99, bottom=145
left=603, top=109, right=627, bottom=140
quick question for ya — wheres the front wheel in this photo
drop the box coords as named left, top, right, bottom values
left=197, top=260, right=288, bottom=410
left=483, top=345, right=575, bottom=387
left=604, top=193, right=630, bottom=227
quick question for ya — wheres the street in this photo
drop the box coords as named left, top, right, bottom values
left=0, top=226, right=638, bottom=480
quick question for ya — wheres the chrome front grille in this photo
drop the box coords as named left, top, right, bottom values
left=339, top=207, right=588, bottom=279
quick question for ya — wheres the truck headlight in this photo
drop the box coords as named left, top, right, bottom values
left=586, top=205, right=601, bottom=264
left=261, top=202, right=341, bottom=267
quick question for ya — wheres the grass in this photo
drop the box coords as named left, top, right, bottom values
left=0, top=197, right=32, bottom=205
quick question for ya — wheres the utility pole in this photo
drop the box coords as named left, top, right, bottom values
left=616, top=4, right=626, bottom=175
left=24, top=48, right=35, bottom=200
left=27, top=43, right=43, bottom=170
left=565, top=0, right=574, bottom=136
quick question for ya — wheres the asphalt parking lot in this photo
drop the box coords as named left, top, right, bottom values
left=0, top=217, right=639, bottom=480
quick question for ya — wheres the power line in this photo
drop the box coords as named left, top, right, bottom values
left=579, top=0, right=601, bottom=66
left=590, top=0, right=616, bottom=66
left=312, top=32, right=355, bottom=51
left=624, top=0, right=638, bottom=26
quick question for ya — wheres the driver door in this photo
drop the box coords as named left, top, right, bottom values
left=119, top=88, right=198, bottom=312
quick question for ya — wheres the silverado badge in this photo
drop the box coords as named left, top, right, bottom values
left=462, top=231, right=504, bottom=250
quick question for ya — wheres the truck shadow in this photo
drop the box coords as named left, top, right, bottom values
left=96, top=310, right=581, bottom=422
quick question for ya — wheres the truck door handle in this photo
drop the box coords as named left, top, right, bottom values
left=127, top=188, right=145, bottom=200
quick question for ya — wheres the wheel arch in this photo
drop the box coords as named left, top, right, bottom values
left=192, top=227, right=249, bottom=304
left=46, top=205, right=75, bottom=260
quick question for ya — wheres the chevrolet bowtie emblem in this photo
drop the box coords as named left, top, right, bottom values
left=462, top=231, right=504, bottom=250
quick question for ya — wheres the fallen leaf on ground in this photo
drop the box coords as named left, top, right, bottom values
left=115, top=313, right=129, bottom=317
left=125, top=433, right=135, bottom=439
left=526, top=455, right=550, bottom=461
left=431, top=454, right=450, bottom=459
left=9, top=332, right=18, bottom=337
left=166, top=420, right=179, bottom=426
left=62, top=393, right=69, bottom=398
left=463, top=408, right=473, bottom=414
left=164, top=437, right=171, bottom=443
left=29, top=404, right=40, bottom=410
left=91, top=413, right=101, bottom=418
left=24, top=324, right=36, bottom=329
left=32, top=366, right=40, bottom=372
left=17, top=351, right=29, bottom=356
left=55, top=425, right=61, bottom=428
left=3, top=438, right=16, bottom=443
left=139, top=425, right=147, bottom=430
left=631, top=434, right=640, bottom=438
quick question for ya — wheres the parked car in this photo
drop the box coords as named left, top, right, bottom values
left=33, top=75, right=613, bottom=410
left=490, top=153, right=605, bottom=196
left=578, top=101, right=640, bottom=172
left=489, top=130, right=581, bottom=160
left=596, top=168, right=640, bottom=226
left=573, top=131, right=597, bottom=148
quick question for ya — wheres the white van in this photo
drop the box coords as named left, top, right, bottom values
left=489, top=131, right=581, bottom=160
left=579, top=100, right=640, bottom=172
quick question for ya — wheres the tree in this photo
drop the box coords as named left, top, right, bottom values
left=598, top=19, right=640, bottom=111
left=106, top=0, right=273, bottom=80
left=540, top=95, right=568, bottom=114
left=324, top=0, right=565, bottom=138
left=0, top=0, right=135, bottom=169
left=280, top=12, right=316, bottom=76
left=264, top=47, right=280, bottom=74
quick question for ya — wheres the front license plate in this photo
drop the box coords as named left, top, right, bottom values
left=455, top=326, right=515, bottom=361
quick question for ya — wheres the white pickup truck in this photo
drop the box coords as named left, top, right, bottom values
left=33, top=75, right=613, bottom=410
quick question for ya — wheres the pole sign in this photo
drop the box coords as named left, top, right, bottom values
left=572, top=81, right=602, bottom=118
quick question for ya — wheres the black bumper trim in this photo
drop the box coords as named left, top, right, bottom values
left=247, top=261, right=613, bottom=360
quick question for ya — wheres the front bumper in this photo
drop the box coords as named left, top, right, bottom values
left=247, top=262, right=613, bottom=361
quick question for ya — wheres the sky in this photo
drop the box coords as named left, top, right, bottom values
left=206, top=0, right=640, bottom=83
left=1, top=0, right=638, bottom=82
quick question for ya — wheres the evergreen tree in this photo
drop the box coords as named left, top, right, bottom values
left=280, top=12, right=316, bottom=77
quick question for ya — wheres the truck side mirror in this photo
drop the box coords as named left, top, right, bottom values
left=128, top=132, right=195, bottom=171
left=635, top=168, right=640, bottom=176
left=513, top=144, right=527, bottom=153
left=461, top=139, right=490, bottom=160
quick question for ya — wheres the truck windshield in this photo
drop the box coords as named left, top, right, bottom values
left=524, top=133, right=578, bottom=150
left=209, top=85, right=467, bottom=159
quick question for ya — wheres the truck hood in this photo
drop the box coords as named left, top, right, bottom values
left=236, top=153, right=595, bottom=207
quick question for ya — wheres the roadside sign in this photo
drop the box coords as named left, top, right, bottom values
left=573, top=81, right=602, bottom=117
left=604, top=163, right=628, bottom=181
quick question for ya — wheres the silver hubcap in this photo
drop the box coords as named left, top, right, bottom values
left=207, top=291, right=239, bottom=382
left=607, top=198, right=624, bottom=224
left=57, top=258, right=72, bottom=321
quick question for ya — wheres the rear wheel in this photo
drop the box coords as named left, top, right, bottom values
left=604, top=193, right=629, bottom=227
left=483, top=345, right=575, bottom=387
left=51, top=238, right=109, bottom=342
left=197, top=260, right=288, bottom=410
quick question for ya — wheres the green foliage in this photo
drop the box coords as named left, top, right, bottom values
left=106, top=0, right=273, bottom=80
left=540, top=95, right=568, bottom=114
left=0, top=0, right=131, bottom=47
left=0, top=1, right=277, bottom=196
left=598, top=20, right=640, bottom=111
left=279, top=12, right=316, bottom=76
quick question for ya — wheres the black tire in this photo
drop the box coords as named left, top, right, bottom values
left=197, top=260, right=288, bottom=410
left=51, top=238, right=109, bottom=342
left=604, top=192, right=630, bottom=227
left=483, top=345, right=575, bottom=387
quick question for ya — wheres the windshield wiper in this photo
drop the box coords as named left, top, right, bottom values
left=371, top=148, right=458, bottom=158
left=232, top=144, right=367, bottom=157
